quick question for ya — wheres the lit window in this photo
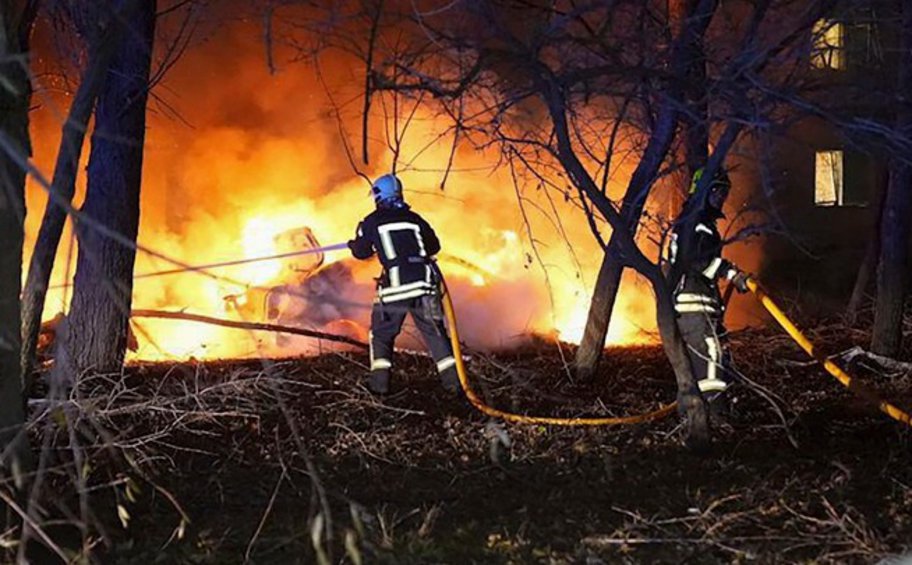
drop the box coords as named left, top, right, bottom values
left=812, top=20, right=845, bottom=70
left=815, top=150, right=844, bottom=206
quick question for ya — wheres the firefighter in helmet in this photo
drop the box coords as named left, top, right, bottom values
left=667, top=167, right=750, bottom=409
left=348, top=173, right=460, bottom=395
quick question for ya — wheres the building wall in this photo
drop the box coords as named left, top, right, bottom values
left=757, top=6, right=899, bottom=311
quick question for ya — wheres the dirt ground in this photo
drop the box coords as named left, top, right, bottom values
left=26, top=322, right=912, bottom=564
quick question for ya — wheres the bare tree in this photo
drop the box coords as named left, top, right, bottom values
left=20, top=0, right=144, bottom=381
left=295, top=0, right=731, bottom=446
left=677, top=0, right=710, bottom=178
left=847, top=177, right=887, bottom=323
left=54, top=0, right=158, bottom=377
left=871, top=0, right=912, bottom=357
left=0, top=0, right=37, bottom=484
left=575, top=0, right=719, bottom=380
left=295, top=0, right=854, bottom=447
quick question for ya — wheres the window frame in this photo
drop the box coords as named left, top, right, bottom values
left=814, top=149, right=845, bottom=207
left=811, top=19, right=846, bottom=71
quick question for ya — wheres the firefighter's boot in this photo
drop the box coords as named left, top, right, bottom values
left=705, top=391, right=731, bottom=427
left=439, top=365, right=460, bottom=395
left=368, top=370, right=390, bottom=395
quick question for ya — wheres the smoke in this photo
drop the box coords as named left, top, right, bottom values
left=22, top=11, right=760, bottom=361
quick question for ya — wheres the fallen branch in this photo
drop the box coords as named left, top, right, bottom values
left=838, top=346, right=912, bottom=376
left=131, top=310, right=369, bottom=350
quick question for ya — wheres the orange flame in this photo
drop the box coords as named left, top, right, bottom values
left=23, top=20, right=662, bottom=362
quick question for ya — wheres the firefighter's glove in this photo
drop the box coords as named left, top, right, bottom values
left=730, top=271, right=751, bottom=294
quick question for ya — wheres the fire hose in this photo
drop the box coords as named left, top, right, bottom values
left=117, top=237, right=912, bottom=429
left=438, top=273, right=677, bottom=426
left=745, top=278, right=912, bottom=427
left=439, top=272, right=912, bottom=428
left=50, top=242, right=353, bottom=290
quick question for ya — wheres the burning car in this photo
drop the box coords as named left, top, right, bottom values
left=223, top=227, right=371, bottom=345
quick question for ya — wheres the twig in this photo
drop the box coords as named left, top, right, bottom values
left=131, top=309, right=368, bottom=349
left=245, top=466, right=287, bottom=562
left=0, top=489, right=70, bottom=563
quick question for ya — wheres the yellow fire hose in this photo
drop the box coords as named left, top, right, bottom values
left=439, top=274, right=912, bottom=428
left=439, top=279, right=677, bottom=426
left=745, top=278, right=912, bottom=427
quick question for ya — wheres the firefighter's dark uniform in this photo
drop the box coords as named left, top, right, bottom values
left=348, top=205, right=459, bottom=394
left=668, top=208, right=739, bottom=396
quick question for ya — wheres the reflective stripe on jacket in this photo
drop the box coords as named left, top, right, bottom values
left=348, top=206, right=441, bottom=302
left=668, top=216, right=736, bottom=316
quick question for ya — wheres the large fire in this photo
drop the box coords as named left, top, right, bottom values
left=23, top=19, right=675, bottom=362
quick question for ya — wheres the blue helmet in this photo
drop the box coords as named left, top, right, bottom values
left=371, top=174, right=404, bottom=207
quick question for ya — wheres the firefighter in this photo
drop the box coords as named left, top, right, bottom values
left=348, top=173, right=460, bottom=395
left=668, top=167, right=749, bottom=409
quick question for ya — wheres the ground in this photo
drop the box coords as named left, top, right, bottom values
left=24, top=321, right=912, bottom=564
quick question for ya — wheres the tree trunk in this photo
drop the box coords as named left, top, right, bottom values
left=651, top=274, right=709, bottom=451
left=573, top=0, right=717, bottom=379
left=871, top=3, right=912, bottom=357
left=847, top=173, right=888, bottom=322
left=847, top=238, right=878, bottom=323
left=0, top=0, right=37, bottom=483
left=871, top=162, right=912, bottom=356
left=55, top=0, right=156, bottom=378
left=543, top=75, right=710, bottom=449
left=676, top=0, right=709, bottom=177
left=20, top=7, right=133, bottom=380
left=574, top=103, right=680, bottom=379
left=575, top=255, right=624, bottom=378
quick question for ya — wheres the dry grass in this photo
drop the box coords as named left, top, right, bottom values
left=5, top=318, right=912, bottom=563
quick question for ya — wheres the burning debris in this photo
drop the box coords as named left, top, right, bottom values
left=258, top=260, right=369, bottom=344
left=24, top=16, right=664, bottom=361
left=222, top=226, right=372, bottom=345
